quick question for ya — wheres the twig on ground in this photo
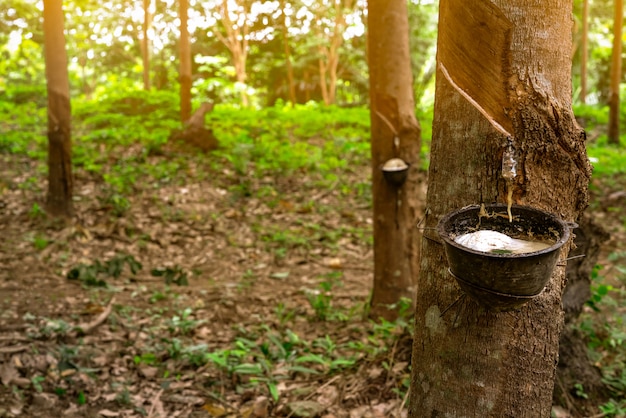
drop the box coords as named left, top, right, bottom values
left=147, top=389, right=164, bottom=418
left=0, top=345, right=29, bottom=354
left=397, top=389, right=410, bottom=416
left=75, top=297, right=116, bottom=335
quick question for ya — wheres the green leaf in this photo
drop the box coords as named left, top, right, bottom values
left=234, top=363, right=263, bottom=375
left=287, top=365, right=320, bottom=375
left=295, top=354, right=327, bottom=365
left=267, top=382, right=279, bottom=402
left=270, top=272, right=290, bottom=280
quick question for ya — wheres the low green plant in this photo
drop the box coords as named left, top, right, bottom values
left=29, top=203, right=45, bottom=219
left=133, top=352, right=159, bottom=366
left=31, top=376, right=45, bottom=393
left=149, top=290, right=168, bottom=304
left=306, top=271, right=345, bottom=321
left=599, top=399, right=626, bottom=417
left=32, top=234, right=50, bottom=250
left=67, top=254, right=142, bottom=287
left=150, top=265, right=189, bottom=286
left=167, top=308, right=204, bottom=336
left=573, top=383, right=588, bottom=399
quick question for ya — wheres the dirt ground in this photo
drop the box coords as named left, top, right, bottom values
left=0, top=149, right=421, bottom=418
left=0, top=148, right=624, bottom=417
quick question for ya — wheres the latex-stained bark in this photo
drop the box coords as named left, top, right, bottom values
left=409, top=0, right=592, bottom=416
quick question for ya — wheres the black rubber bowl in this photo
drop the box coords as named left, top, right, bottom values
left=437, top=204, right=570, bottom=311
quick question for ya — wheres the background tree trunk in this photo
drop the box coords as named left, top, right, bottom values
left=313, top=0, right=353, bottom=106
left=216, top=0, right=249, bottom=106
left=43, top=0, right=73, bottom=218
left=142, top=0, right=151, bottom=90
left=554, top=215, right=611, bottom=416
left=580, top=0, right=589, bottom=104
left=280, top=0, right=296, bottom=105
left=179, top=0, right=192, bottom=123
left=409, top=0, right=592, bottom=416
left=368, top=0, right=422, bottom=321
left=608, top=0, right=623, bottom=144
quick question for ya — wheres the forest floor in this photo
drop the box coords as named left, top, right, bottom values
left=0, top=137, right=625, bottom=418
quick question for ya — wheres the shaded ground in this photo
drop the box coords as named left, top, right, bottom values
left=0, top=145, right=421, bottom=418
left=0, top=140, right=625, bottom=418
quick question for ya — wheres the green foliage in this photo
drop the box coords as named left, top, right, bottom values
left=166, top=308, right=204, bottom=335
left=211, top=103, right=371, bottom=178
left=150, top=265, right=189, bottom=286
left=66, top=254, right=142, bottom=287
left=573, top=104, right=626, bottom=178
left=578, top=253, right=626, bottom=413
left=306, top=271, right=345, bottom=321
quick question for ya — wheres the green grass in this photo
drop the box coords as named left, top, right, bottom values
left=574, top=103, right=626, bottom=177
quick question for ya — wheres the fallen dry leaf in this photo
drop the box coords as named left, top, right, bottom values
left=0, top=362, right=18, bottom=386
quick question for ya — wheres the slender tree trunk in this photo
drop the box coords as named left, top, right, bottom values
left=280, top=0, right=296, bottom=105
left=409, top=0, right=592, bottom=416
left=179, top=0, right=192, bottom=123
left=43, top=0, right=73, bottom=218
left=216, top=0, right=249, bottom=106
left=368, top=0, right=421, bottom=321
left=313, top=0, right=353, bottom=106
left=142, top=0, right=151, bottom=90
left=580, top=0, right=589, bottom=104
left=234, top=54, right=249, bottom=107
left=608, top=0, right=623, bottom=144
left=318, top=55, right=329, bottom=105
left=328, top=53, right=338, bottom=105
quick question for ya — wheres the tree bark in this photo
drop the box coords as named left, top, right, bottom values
left=215, top=0, right=249, bottom=106
left=554, top=215, right=611, bottom=416
left=142, top=0, right=151, bottom=90
left=169, top=102, right=218, bottom=152
left=314, top=0, right=353, bottom=105
left=409, top=1, right=592, bottom=416
left=368, top=0, right=422, bottom=321
left=43, top=0, right=73, bottom=218
left=608, top=0, right=623, bottom=144
left=580, top=0, right=589, bottom=104
left=280, top=0, right=296, bottom=105
left=179, top=0, right=192, bottom=123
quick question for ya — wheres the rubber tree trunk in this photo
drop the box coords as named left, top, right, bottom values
left=142, top=0, right=151, bottom=90
left=409, top=0, right=592, bottom=416
left=43, top=0, right=73, bottom=218
left=179, top=0, right=192, bottom=123
left=368, top=0, right=422, bottom=321
left=280, top=0, right=296, bottom=105
left=580, top=0, right=589, bottom=104
left=608, top=0, right=623, bottom=145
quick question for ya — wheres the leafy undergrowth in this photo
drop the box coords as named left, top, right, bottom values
left=0, top=91, right=625, bottom=417
left=0, top=92, right=420, bottom=417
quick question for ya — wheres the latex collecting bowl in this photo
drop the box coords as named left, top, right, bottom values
left=437, top=203, right=570, bottom=311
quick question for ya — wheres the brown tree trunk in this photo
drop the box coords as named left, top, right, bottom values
left=313, top=0, right=353, bottom=106
left=554, top=215, right=611, bottom=416
left=169, top=103, right=218, bottom=152
left=142, top=0, right=151, bottom=90
left=43, top=0, right=73, bottom=218
left=280, top=0, right=296, bottom=105
left=368, top=0, right=422, bottom=321
left=409, top=0, right=592, bottom=416
left=216, top=0, right=249, bottom=107
left=580, top=0, right=589, bottom=104
left=179, top=0, right=192, bottom=123
left=608, top=0, right=623, bottom=145
left=318, top=56, right=329, bottom=105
